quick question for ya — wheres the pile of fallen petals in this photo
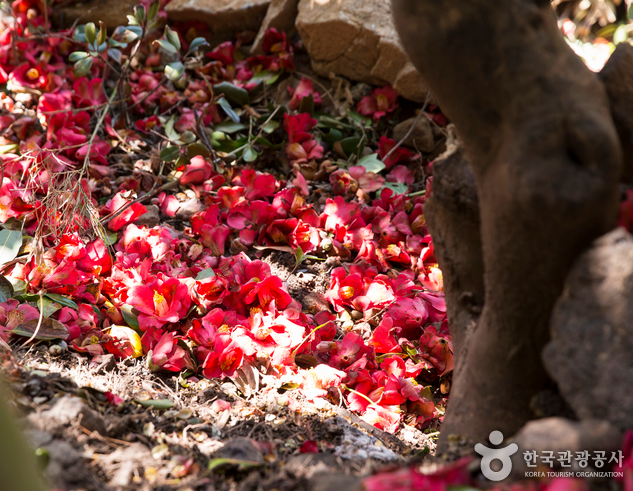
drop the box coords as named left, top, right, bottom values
left=0, top=0, right=451, bottom=437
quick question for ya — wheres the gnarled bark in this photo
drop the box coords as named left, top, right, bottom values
left=423, top=141, right=483, bottom=363
left=600, top=43, right=633, bottom=184
left=392, top=0, right=622, bottom=450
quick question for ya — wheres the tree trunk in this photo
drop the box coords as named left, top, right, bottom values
left=391, top=0, right=622, bottom=450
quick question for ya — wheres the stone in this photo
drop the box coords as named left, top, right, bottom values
left=543, top=228, right=633, bottom=429
left=133, top=204, right=160, bottom=228
left=393, top=115, right=435, bottom=153
left=251, top=0, right=299, bottom=54
left=295, top=0, right=428, bottom=102
left=31, top=395, right=106, bottom=435
left=52, top=0, right=138, bottom=29
left=509, top=418, right=621, bottom=478
left=212, top=437, right=264, bottom=463
left=166, top=0, right=270, bottom=35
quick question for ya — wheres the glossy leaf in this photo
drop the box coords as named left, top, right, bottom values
left=0, top=229, right=22, bottom=266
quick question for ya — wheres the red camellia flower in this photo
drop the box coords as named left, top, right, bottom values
left=126, top=275, right=192, bottom=330
left=103, top=192, right=147, bottom=232
left=148, top=331, right=195, bottom=372
left=357, top=85, right=399, bottom=120
left=377, top=136, right=419, bottom=170
left=284, top=113, right=324, bottom=164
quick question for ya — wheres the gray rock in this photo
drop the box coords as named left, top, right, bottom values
left=393, top=116, right=435, bottom=153
left=212, top=437, right=264, bottom=463
left=133, top=204, right=160, bottom=228
left=544, top=228, right=633, bottom=429
left=166, top=0, right=270, bottom=34
left=251, top=0, right=299, bottom=55
left=32, top=395, right=106, bottom=435
left=295, top=0, right=429, bottom=102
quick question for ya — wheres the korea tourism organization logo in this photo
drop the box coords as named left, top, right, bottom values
left=475, top=431, right=625, bottom=482
left=475, top=431, right=518, bottom=481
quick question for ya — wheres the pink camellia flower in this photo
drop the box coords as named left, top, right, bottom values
left=191, top=205, right=231, bottom=256
left=72, top=77, right=106, bottom=109
left=361, top=404, right=401, bottom=434
left=288, top=78, right=322, bottom=110
left=419, top=326, right=454, bottom=376
left=148, top=331, right=195, bottom=372
left=180, top=156, right=214, bottom=186
left=357, top=85, right=399, bottom=120
left=157, top=192, right=180, bottom=217
left=0, top=299, right=40, bottom=345
left=9, top=63, right=47, bottom=90
left=103, top=192, right=147, bottom=232
left=126, top=275, right=192, bottom=330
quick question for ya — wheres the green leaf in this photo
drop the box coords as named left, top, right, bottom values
left=69, top=51, right=89, bottom=62
left=294, top=246, right=304, bottom=267
left=37, top=297, right=61, bottom=318
left=84, top=22, right=96, bottom=45
left=340, top=136, right=364, bottom=157
left=103, top=230, right=118, bottom=246
left=111, top=26, right=143, bottom=43
left=262, top=120, right=279, bottom=134
left=614, top=24, right=628, bottom=45
left=189, top=37, right=209, bottom=52
left=357, top=153, right=386, bottom=173
left=213, top=121, right=248, bottom=134
left=381, top=181, right=408, bottom=195
left=0, top=229, right=22, bottom=266
left=0, top=276, right=13, bottom=303
left=187, top=142, right=211, bottom=158
left=218, top=97, right=240, bottom=123
left=323, top=128, right=343, bottom=148
left=629, top=3, right=633, bottom=20
left=0, top=144, right=18, bottom=154
left=107, top=48, right=122, bottom=64
left=164, top=61, right=184, bottom=81
left=164, top=115, right=180, bottom=142
left=73, top=57, right=93, bottom=77
left=208, top=458, right=262, bottom=472
left=242, top=147, right=259, bottom=162
left=148, top=0, right=159, bottom=21
left=155, top=39, right=178, bottom=54
left=347, top=110, right=372, bottom=127
left=195, top=268, right=216, bottom=280
left=214, top=82, right=249, bottom=106
left=249, top=70, right=281, bottom=86
left=127, top=14, right=140, bottom=26
left=136, top=399, right=174, bottom=409
left=6, top=277, right=25, bottom=296
left=317, top=114, right=353, bottom=130
left=298, top=93, right=314, bottom=115
left=44, top=293, right=78, bottom=310
left=121, top=304, right=140, bottom=331
left=133, top=4, right=146, bottom=23
left=165, top=25, right=181, bottom=51
left=160, top=146, right=180, bottom=162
